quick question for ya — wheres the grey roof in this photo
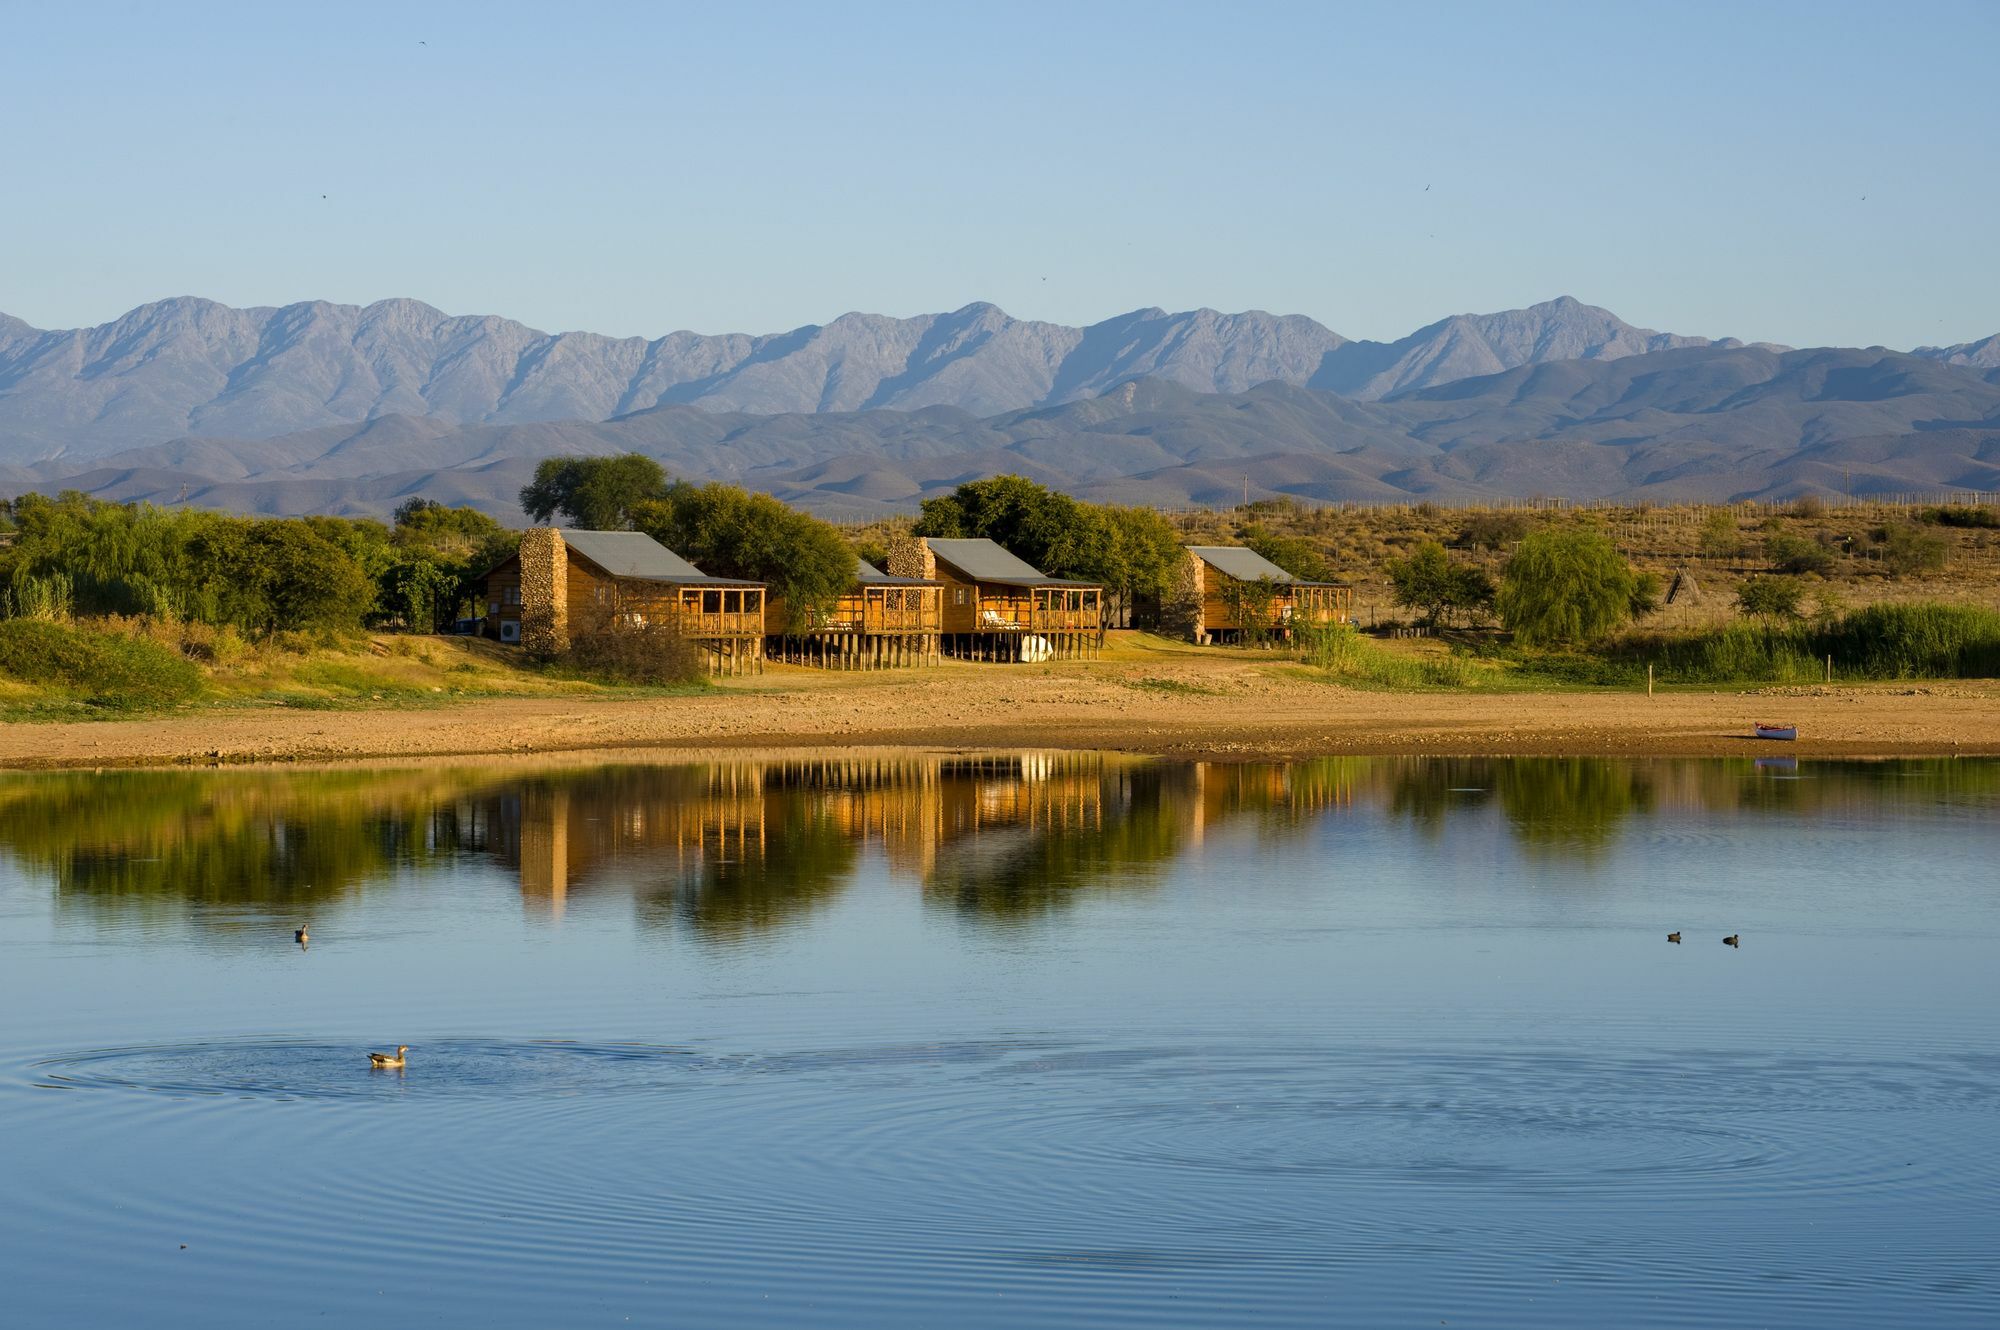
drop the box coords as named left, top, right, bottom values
left=925, top=537, right=1096, bottom=588
left=1188, top=545, right=1306, bottom=584
left=559, top=529, right=761, bottom=586
left=855, top=556, right=935, bottom=586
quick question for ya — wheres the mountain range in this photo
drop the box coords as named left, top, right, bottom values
left=2, top=296, right=1996, bottom=516
left=0, top=295, right=1777, bottom=462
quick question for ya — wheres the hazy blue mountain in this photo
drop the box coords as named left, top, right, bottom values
left=1915, top=333, right=2000, bottom=370
left=0, top=295, right=1766, bottom=461
left=12, top=344, right=1996, bottom=519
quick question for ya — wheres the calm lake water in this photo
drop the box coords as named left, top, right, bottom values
left=1, top=753, right=1995, bottom=1328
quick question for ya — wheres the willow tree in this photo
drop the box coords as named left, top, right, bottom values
left=1497, top=527, right=1648, bottom=646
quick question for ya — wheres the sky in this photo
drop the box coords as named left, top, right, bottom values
left=2, top=0, right=1995, bottom=350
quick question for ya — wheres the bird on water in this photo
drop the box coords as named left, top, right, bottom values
left=295, top=924, right=309, bottom=946
left=1723, top=934, right=1741, bottom=947
left=1667, top=932, right=1682, bottom=943
left=369, top=1045, right=409, bottom=1068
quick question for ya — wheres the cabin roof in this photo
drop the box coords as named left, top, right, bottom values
left=925, top=537, right=1097, bottom=589
left=855, top=556, right=936, bottom=587
left=559, top=529, right=761, bottom=586
left=1188, top=545, right=1321, bottom=585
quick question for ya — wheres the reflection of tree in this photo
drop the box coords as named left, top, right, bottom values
left=926, top=765, right=1192, bottom=918
left=1493, top=758, right=1654, bottom=857
left=1385, top=758, right=1496, bottom=839
left=0, top=769, right=484, bottom=919
left=639, top=789, right=857, bottom=940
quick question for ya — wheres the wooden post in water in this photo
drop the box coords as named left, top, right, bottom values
left=1647, top=662, right=1654, bottom=698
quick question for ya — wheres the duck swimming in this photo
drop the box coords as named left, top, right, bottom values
left=368, top=1045, right=409, bottom=1068
left=1723, top=934, right=1740, bottom=947
left=1667, top=932, right=1681, bottom=944
left=294, top=925, right=309, bottom=946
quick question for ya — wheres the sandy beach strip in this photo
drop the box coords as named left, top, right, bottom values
left=3, top=654, right=1996, bottom=770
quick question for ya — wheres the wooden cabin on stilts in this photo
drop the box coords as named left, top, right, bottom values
left=481, top=528, right=766, bottom=675
left=1151, top=545, right=1352, bottom=644
left=767, top=557, right=943, bottom=669
left=887, top=536, right=1103, bottom=662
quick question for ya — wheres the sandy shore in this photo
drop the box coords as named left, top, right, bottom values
left=3, top=649, right=1997, bottom=769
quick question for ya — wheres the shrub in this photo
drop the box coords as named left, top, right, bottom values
left=1764, top=531, right=1834, bottom=575
left=1456, top=511, right=1534, bottom=551
left=562, top=614, right=703, bottom=686
left=1698, top=509, right=1743, bottom=561
left=1497, top=527, right=1645, bottom=646
left=1877, top=522, right=1948, bottom=576
left=1737, top=576, right=1805, bottom=620
left=1790, top=494, right=1827, bottom=519
left=1917, top=505, right=2000, bottom=529
left=0, top=618, right=205, bottom=709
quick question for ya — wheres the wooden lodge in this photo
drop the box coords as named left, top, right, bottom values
left=1172, top=545, right=1352, bottom=643
left=482, top=528, right=766, bottom=674
left=887, top=536, right=1102, bottom=661
left=766, top=557, right=943, bottom=669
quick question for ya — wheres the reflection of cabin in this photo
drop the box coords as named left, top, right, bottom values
left=887, top=536, right=1101, bottom=661
left=482, top=528, right=766, bottom=674
left=1168, top=545, right=1352, bottom=643
left=767, top=557, right=942, bottom=669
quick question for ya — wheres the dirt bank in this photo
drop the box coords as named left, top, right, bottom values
left=4, top=648, right=1996, bottom=769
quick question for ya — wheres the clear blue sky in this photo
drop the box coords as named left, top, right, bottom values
left=3, top=1, right=1994, bottom=349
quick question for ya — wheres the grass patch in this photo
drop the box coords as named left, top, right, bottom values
left=0, top=619, right=205, bottom=710
left=1297, top=623, right=1494, bottom=690
left=1124, top=675, right=1225, bottom=697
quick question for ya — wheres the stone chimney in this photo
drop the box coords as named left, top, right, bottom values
left=519, top=527, right=569, bottom=656
left=886, top=535, right=935, bottom=581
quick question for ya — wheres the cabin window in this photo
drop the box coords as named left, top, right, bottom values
left=487, top=600, right=499, bottom=615
left=503, top=586, right=521, bottom=606
left=954, top=587, right=967, bottom=605
left=703, top=590, right=722, bottom=614
left=595, top=585, right=609, bottom=604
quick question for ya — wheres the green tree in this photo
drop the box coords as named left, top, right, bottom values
left=1736, top=575, right=1805, bottom=620
left=519, top=454, right=670, bottom=530
left=632, top=482, right=853, bottom=633
left=192, top=520, right=374, bottom=633
left=1387, top=540, right=1495, bottom=628
left=915, top=476, right=1179, bottom=620
left=1497, top=526, right=1645, bottom=646
left=1237, top=522, right=1333, bottom=582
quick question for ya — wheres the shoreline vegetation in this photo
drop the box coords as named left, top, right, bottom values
left=4, top=477, right=1999, bottom=767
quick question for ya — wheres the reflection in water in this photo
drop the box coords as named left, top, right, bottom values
left=1, top=754, right=1993, bottom=938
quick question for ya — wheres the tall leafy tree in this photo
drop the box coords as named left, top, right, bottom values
left=632, top=483, right=853, bottom=633
left=519, top=454, right=670, bottom=530
left=1387, top=540, right=1494, bottom=628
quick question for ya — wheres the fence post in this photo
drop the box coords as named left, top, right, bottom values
left=1647, top=663, right=1654, bottom=697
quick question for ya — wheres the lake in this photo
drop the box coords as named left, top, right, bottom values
left=1, top=753, right=1995, bottom=1327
